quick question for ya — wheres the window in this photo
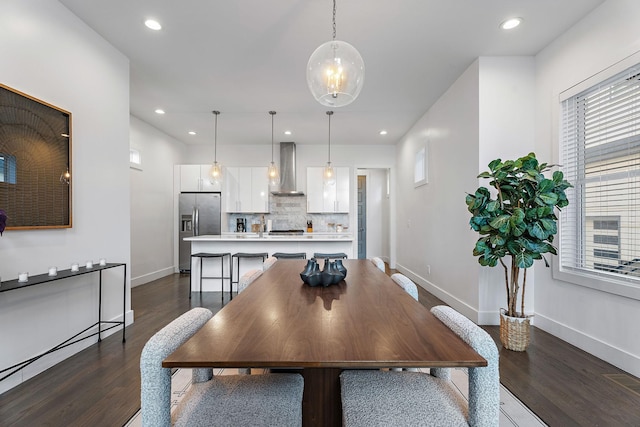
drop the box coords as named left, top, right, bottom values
left=560, top=63, right=640, bottom=287
left=130, top=148, right=142, bottom=170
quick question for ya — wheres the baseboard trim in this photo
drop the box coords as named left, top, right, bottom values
left=535, top=313, right=640, bottom=377
left=131, top=267, right=174, bottom=288
left=394, top=262, right=480, bottom=323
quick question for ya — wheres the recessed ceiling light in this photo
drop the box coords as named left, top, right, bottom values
left=145, top=19, right=162, bottom=31
left=379, top=130, right=388, bottom=135
left=188, top=131, right=196, bottom=135
left=155, top=109, right=165, bottom=114
left=500, top=18, right=522, bottom=30
left=284, top=131, right=292, bottom=135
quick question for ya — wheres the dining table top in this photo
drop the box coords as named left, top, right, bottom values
left=163, top=259, right=486, bottom=370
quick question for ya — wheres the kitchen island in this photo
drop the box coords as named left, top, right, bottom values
left=185, top=233, right=354, bottom=293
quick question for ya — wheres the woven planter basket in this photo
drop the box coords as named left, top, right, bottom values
left=500, top=309, right=531, bottom=352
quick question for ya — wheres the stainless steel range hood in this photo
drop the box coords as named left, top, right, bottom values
left=271, top=141, right=305, bottom=196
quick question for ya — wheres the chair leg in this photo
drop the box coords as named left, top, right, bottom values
left=200, top=257, right=203, bottom=298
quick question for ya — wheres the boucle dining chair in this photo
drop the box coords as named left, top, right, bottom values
left=140, top=307, right=304, bottom=427
left=263, top=256, right=278, bottom=271
left=340, top=305, right=500, bottom=427
left=390, top=273, right=419, bottom=302
left=370, top=257, right=385, bottom=273
left=237, top=268, right=263, bottom=294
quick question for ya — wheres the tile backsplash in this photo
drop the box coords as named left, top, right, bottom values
left=227, top=195, right=348, bottom=232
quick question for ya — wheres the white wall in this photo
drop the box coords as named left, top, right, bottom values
left=395, top=61, right=481, bottom=320
left=533, top=0, right=640, bottom=377
left=0, top=0, right=131, bottom=393
left=130, top=116, right=186, bottom=286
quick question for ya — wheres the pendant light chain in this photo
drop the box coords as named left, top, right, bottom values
left=332, top=0, right=337, bottom=41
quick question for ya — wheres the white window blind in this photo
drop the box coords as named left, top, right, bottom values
left=560, top=64, right=640, bottom=283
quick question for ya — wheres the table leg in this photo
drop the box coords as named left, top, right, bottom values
left=302, top=368, right=342, bottom=427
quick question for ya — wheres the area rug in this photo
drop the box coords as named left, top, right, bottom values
left=124, top=368, right=547, bottom=426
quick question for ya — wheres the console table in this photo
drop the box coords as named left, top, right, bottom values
left=0, top=263, right=127, bottom=382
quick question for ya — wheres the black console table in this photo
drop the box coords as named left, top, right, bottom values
left=0, top=263, right=127, bottom=382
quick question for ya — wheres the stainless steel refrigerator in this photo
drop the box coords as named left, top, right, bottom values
left=179, top=192, right=221, bottom=272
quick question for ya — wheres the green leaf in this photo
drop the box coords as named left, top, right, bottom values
left=515, top=252, right=534, bottom=269
left=477, top=171, right=492, bottom=179
left=537, top=192, right=558, bottom=206
left=539, top=218, right=557, bottom=234
left=489, top=215, right=510, bottom=230
left=490, top=234, right=506, bottom=246
left=486, top=200, right=500, bottom=212
left=488, top=159, right=502, bottom=171
left=529, top=221, right=547, bottom=240
left=538, top=179, right=554, bottom=193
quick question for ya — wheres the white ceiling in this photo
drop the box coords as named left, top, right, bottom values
left=59, top=0, right=603, bottom=147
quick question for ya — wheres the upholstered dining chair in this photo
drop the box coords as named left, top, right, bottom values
left=140, top=307, right=304, bottom=427
left=370, top=257, right=385, bottom=273
left=263, top=256, right=278, bottom=271
left=390, top=273, right=419, bottom=302
left=237, top=268, right=263, bottom=294
left=340, top=305, right=500, bottom=427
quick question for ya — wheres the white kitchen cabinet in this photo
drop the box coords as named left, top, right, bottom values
left=179, top=164, right=222, bottom=192
left=225, top=167, right=269, bottom=213
left=306, top=166, right=350, bottom=213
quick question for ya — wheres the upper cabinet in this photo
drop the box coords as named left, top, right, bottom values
left=306, top=167, right=350, bottom=213
left=179, top=164, right=222, bottom=192
left=225, top=167, right=269, bottom=213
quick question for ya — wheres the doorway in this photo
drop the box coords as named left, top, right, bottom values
left=357, top=175, right=367, bottom=259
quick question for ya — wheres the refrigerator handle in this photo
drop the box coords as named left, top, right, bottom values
left=193, top=208, right=198, bottom=236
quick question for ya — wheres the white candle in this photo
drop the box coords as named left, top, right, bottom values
left=71, top=263, right=79, bottom=272
left=48, top=267, right=58, bottom=276
left=18, top=272, right=28, bottom=282
left=99, top=258, right=106, bottom=266
left=86, top=261, right=93, bottom=269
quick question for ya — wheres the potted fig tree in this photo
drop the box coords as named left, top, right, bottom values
left=466, top=153, right=571, bottom=351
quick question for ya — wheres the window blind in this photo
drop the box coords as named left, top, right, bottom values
left=560, top=64, right=640, bottom=282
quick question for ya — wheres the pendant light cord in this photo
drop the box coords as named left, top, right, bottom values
left=212, top=110, right=220, bottom=162
left=327, top=110, right=334, bottom=162
left=269, top=111, right=276, bottom=162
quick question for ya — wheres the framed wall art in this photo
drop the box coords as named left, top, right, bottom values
left=0, top=83, right=72, bottom=230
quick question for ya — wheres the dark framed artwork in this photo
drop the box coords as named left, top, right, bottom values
left=0, top=83, right=72, bottom=230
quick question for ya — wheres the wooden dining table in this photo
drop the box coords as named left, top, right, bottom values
left=163, top=259, right=486, bottom=426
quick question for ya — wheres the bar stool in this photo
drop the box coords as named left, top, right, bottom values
left=313, top=252, right=348, bottom=260
left=272, top=252, right=307, bottom=259
left=231, top=252, right=268, bottom=299
left=190, top=252, right=231, bottom=301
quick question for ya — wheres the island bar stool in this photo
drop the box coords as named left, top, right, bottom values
left=272, top=252, right=307, bottom=259
left=190, top=252, right=231, bottom=301
left=313, top=252, right=348, bottom=260
left=231, top=252, right=268, bottom=299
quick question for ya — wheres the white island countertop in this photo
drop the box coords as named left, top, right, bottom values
left=185, top=233, right=353, bottom=242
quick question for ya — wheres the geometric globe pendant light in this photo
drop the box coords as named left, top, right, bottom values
left=307, top=0, right=364, bottom=107
left=210, top=110, right=223, bottom=185
left=267, top=110, right=280, bottom=187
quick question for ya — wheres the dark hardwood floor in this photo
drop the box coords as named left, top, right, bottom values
left=1, top=272, right=639, bottom=426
